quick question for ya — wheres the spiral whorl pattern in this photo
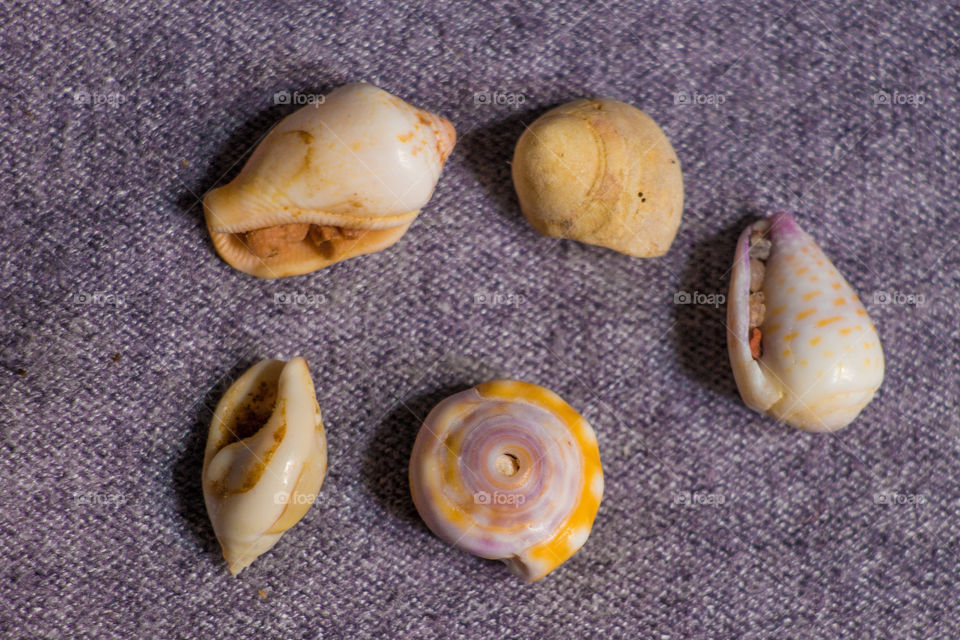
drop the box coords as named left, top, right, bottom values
left=409, top=380, right=604, bottom=581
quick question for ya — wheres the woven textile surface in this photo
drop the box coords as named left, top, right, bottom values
left=2, top=1, right=959, bottom=638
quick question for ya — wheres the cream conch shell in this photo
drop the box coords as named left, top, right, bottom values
left=512, top=98, right=683, bottom=257
left=202, top=357, right=327, bottom=574
left=409, top=380, right=604, bottom=581
left=204, top=82, right=456, bottom=278
left=727, top=213, right=885, bottom=431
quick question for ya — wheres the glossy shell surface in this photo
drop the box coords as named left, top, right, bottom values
left=204, top=83, right=455, bottom=277
left=202, top=357, right=327, bottom=574
left=728, top=213, right=884, bottom=431
left=409, top=380, right=603, bottom=581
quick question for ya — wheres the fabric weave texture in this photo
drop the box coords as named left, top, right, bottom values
left=1, top=1, right=959, bottom=638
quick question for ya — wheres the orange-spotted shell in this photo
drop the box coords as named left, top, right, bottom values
left=409, top=380, right=604, bottom=581
left=727, top=213, right=885, bottom=431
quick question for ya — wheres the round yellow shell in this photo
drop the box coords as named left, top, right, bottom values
left=512, top=98, right=683, bottom=257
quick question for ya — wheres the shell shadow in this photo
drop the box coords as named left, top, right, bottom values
left=172, top=356, right=263, bottom=563
left=457, top=103, right=570, bottom=228
left=175, top=82, right=336, bottom=246
left=361, top=384, right=471, bottom=530
left=672, top=212, right=760, bottom=399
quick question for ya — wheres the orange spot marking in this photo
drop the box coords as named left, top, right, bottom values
left=856, top=309, right=868, bottom=316
left=772, top=305, right=786, bottom=316
left=783, top=331, right=799, bottom=342
left=782, top=349, right=792, bottom=357
left=797, top=267, right=809, bottom=275
left=809, top=337, right=821, bottom=346
left=832, top=283, right=842, bottom=290
left=803, top=290, right=822, bottom=301
left=816, top=316, right=842, bottom=327
left=834, top=297, right=846, bottom=306
left=787, top=286, right=795, bottom=293
left=840, top=328, right=853, bottom=336
left=796, top=309, right=817, bottom=321
left=810, top=276, right=819, bottom=282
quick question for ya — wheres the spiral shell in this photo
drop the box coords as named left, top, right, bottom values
left=727, top=213, right=885, bottom=431
left=512, top=98, right=683, bottom=257
left=202, top=357, right=327, bottom=574
left=204, top=82, right=456, bottom=278
left=409, top=380, right=604, bottom=581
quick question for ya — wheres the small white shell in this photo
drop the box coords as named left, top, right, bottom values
left=204, top=82, right=456, bottom=278
left=202, top=357, right=327, bottom=574
left=728, top=213, right=885, bottom=431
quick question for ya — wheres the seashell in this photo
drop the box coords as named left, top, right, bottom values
left=409, top=380, right=604, bottom=581
left=202, top=357, right=327, bottom=574
left=727, top=213, right=885, bottom=431
left=204, top=82, right=456, bottom=278
left=511, top=98, right=683, bottom=257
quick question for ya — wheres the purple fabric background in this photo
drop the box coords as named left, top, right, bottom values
left=2, top=1, right=959, bottom=638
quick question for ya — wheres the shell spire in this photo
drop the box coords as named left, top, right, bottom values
left=727, top=213, right=884, bottom=431
left=409, top=380, right=604, bottom=581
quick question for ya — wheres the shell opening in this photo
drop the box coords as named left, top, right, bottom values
left=203, top=358, right=329, bottom=575
left=495, top=452, right=520, bottom=477
left=746, top=219, right=771, bottom=359
left=213, top=370, right=282, bottom=453
left=242, top=223, right=367, bottom=260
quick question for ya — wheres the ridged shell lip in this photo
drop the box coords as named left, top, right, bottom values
left=202, top=82, right=456, bottom=277
left=203, top=190, right=421, bottom=235
left=203, top=206, right=415, bottom=279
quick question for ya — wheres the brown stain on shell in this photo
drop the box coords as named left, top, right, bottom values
left=216, top=378, right=276, bottom=451
left=212, top=377, right=289, bottom=497
left=235, top=404, right=287, bottom=493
